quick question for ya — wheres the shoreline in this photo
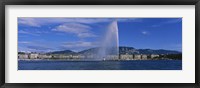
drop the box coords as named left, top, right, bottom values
left=18, top=58, right=182, bottom=61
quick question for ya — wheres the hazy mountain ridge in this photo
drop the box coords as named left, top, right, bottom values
left=137, top=49, right=181, bottom=54
left=78, top=48, right=99, bottom=55
left=47, top=50, right=77, bottom=55
left=45, top=46, right=181, bottom=55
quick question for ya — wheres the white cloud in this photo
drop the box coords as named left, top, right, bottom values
left=35, top=30, right=49, bottom=34
left=52, top=23, right=90, bottom=33
left=18, top=41, right=31, bottom=44
left=18, top=18, right=142, bottom=27
left=27, top=45, right=52, bottom=50
left=52, top=23, right=96, bottom=38
left=62, top=41, right=96, bottom=48
left=18, top=30, right=29, bottom=34
left=18, top=30, right=39, bottom=36
left=18, top=30, right=49, bottom=36
left=61, top=41, right=99, bottom=51
left=18, top=18, right=41, bottom=27
left=141, top=31, right=148, bottom=35
left=77, top=33, right=96, bottom=38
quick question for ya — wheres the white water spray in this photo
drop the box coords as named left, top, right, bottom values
left=97, top=20, right=119, bottom=60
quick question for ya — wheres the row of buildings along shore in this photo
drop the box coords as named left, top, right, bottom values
left=18, top=53, right=160, bottom=60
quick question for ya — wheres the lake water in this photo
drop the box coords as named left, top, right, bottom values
left=18, top=60, right=182, bottom=70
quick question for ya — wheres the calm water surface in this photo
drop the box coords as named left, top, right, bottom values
left=18, top=60, right=182, bottom=70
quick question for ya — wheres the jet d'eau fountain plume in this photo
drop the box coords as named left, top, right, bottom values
left=97, top=20, right=119, bottom=60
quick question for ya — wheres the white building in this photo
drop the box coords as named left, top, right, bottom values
left=18, top=54, right=29, bottom=59
left=29, top=54, right=39, bottom=59
left=141, top=55, right=148, bottom=60
left=120, top=55, right=133, bottom=60
left=151, top=54, right=159, bottom=58
left=134, top=55, right=141, bottom=60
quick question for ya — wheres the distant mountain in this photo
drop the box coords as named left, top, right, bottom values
left=78, top=47, right=99, bottom=55
left=137, top=49, right=181, bottom=55
left=119, top=46, right=139, bottom=54
left=45, top=46, right=181, bottom=55
left=47, top=50, right=77, bottom=55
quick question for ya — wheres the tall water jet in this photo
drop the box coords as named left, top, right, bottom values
left=97, top=20, right=119, bottom=60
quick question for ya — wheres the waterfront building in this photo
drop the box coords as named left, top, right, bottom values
left=18, top=54, right=29, bottom=59
left=78, top=55, right=85, bottom=59
left=141, top=55, right=148, bottom=60
left=120, top=54, right=133, bottom=60
left=52, top=55, right=72, bottom=59
left=107, top=55, right=119, bottom=60
left=29, top=53, right=39, bottom=59
left=38, top=54, right=52, bottom=59
left=134, top=54, right=141, bottom=60
left=151, top=54, right=159, bottom=58
left=72, top=55, right=79, bottom=59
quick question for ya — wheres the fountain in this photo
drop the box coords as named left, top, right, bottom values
left=97, top=20, right=119, bottom=60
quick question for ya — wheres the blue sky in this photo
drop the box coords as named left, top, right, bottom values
left=18, top=18, right=182, bottom=52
